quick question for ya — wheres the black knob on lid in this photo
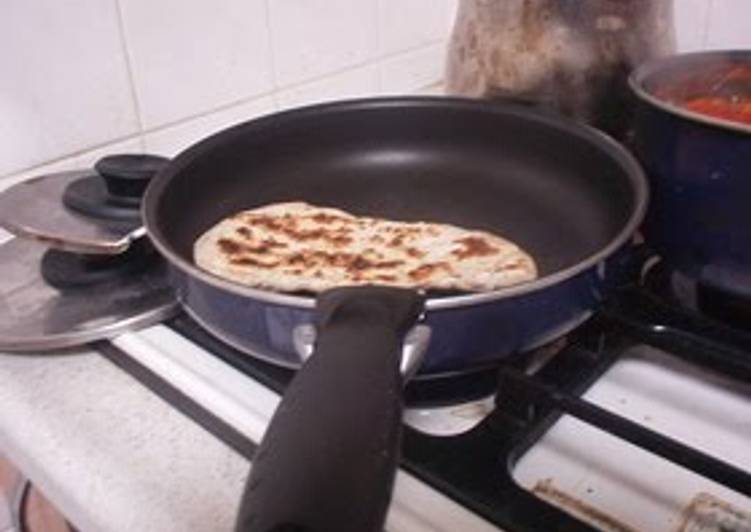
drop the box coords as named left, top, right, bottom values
left=95, top=154, right=170, bottom=199
left=62, top=153, right=171, bottom=222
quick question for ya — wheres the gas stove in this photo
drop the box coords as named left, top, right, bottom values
left=1, top=161, right=750, bottom=531
left=97, top=266, right=751, bottom=532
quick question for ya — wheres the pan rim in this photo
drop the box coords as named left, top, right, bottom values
left=143, top=96, right=648, bottom=311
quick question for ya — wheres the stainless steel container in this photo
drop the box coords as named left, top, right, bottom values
left=446, top=0, right=676, bottom=139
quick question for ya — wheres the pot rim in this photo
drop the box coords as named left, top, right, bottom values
left=629, top=49, right=751, bottom=136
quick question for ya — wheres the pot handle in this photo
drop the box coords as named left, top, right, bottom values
left=235, top=286, right=425, bottom=532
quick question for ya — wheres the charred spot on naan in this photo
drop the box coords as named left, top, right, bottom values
left=311, top=212, right=350, bottom=224
left=230, top=257, right=280, bottom=268
left=408, top=262, right=453, bottom=282
left=217, top=236, right=286, bottom=256
left=452, top=236, right=499, bottom=259
left=217, top=238, right=245, bottom=255
left=389, top=235, right=405, bottom=246
left=236, top=226, right=253, bottom=239
left=242, top=215, right=354, bottom=247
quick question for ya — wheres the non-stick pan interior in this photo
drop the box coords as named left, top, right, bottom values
left=146, top=99, right=639, bottom=280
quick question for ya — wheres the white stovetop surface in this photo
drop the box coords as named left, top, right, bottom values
left=515, top=345, right=751, bottom=531
left=0, top=324, right=499, bottom=532
left=0, top=339, right=248, bottom=532
left=0, top=232, right=750, bottom=532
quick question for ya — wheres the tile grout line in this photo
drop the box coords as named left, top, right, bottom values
left=374, top=0, right=384, bottom=93
left=262, top=0, right=282, bottom=109
left=701, top=0, right=714, bottom=48
left=0, top=134, right=144, bottom=180
left=113, top=0, right=146, bottom=147
left=272, top=39, right=445, bottom=101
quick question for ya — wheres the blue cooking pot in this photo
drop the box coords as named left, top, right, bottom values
left=630, top=50, right=751, bottom=297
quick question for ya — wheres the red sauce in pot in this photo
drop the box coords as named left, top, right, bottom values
left=656, top=64, right=751, bottom=126
left=683, top=96, right=751, bottom=125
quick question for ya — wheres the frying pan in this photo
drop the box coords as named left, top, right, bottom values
left=142, top=97, right=647, bottom=532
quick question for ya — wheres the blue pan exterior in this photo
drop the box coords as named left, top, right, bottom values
left=634, top=103, right=751, bottom=295
left=172, top=249, right=629, bottom=376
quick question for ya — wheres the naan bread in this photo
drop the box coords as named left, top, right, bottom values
left=194, top=202, right=537, bottom=293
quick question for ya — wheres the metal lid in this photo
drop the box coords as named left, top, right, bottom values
left=0, top=171, right=145, bottom=255
left=0, top=155, right=168, bottom=255
left=0, top=236, right=178, bottom=352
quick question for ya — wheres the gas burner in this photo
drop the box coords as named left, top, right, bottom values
left=642, top=259, right=751, bottom=330
left=168, top=311, right=574, bottom=415
left=403, top=336, right=572, bottom=408
left=697, top=283, right=751, bottom=331
left=403, top=396, right=495, bottom=436
left=69, top=241, right=751, bottom=531
left=407, top=365, right=501, bottom=406
left=641, top=257, right=698, bottom=308
left=169, top=313, right=525, bottom=408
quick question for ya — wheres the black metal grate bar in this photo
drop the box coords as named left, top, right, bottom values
left=602, top=286, right=751, bottom=382
left=499, top=367, right=751, bottom=499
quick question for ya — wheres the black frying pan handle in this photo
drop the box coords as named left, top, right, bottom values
left=235, top=286, right=425, bottom=532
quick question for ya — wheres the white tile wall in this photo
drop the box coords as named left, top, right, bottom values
left=268, top=0, right=378, bottom=86
left=1, top=0, right=749, bottom=187
left=378, top=0, right=456, bottom=55
left=675, top=0, right=712, bottom=52
left=0, top=0, right=139, bottom=177
left=75, top=137, right=145, bottom=168
left=276, top=65, right=379, bottom=110
left=143, top=96, right=275, bottom=157
left=379, top=42, right=448, bottom=94
left=0, top=158, right=81, bottom=194
left=705, top=0, right=751, bottom=50
left=118, top=0, right=274, bottom=129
